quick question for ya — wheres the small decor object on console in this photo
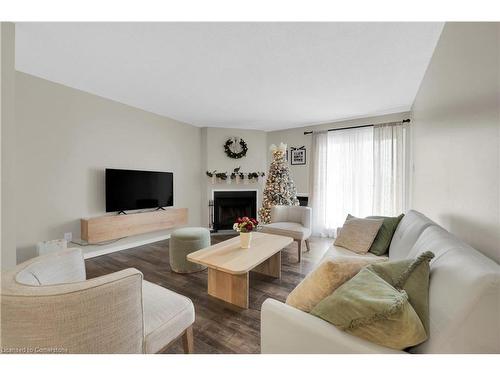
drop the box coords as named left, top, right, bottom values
left=36, top=239, right=68, bottom=256
left=224, top=137, right=248, bottom=159
left=233, top=216, right=259, bottom=249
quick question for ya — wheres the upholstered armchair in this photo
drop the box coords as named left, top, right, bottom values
left=0, top=248, right=195, bottom=354
left=260, top=205, right=312, bottom=262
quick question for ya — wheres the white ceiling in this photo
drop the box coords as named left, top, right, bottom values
left=15, top=22, right=443, bottom=131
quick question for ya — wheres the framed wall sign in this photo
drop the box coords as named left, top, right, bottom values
left=290, top=146, right=306, bottom=165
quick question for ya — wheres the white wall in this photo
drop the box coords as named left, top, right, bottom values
left=1, top=24, right=3, bottom=270
left=267, top=112, right=410, bottom=195
left=9, top=71, right=271, bottom=264
left=200, top=127, right=268, bottom=227
left=14, top=72, right=203, bottom=263
left=411, top=22, right=500, bottom=262
left=1, top=22, right=16, bottom=270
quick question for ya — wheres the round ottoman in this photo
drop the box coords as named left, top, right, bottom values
left=169, top=227, right=210, bottom=273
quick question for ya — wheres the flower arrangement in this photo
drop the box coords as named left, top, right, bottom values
left=233, top=217, right=259, bottom=233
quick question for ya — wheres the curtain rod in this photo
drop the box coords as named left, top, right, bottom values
left=303, top=118, right=411, bottom=135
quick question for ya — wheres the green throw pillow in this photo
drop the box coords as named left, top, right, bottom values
left=366, top=251, right=434, bottom=333
left=347, top=214, right=404, bottom=256
left=310, top=251, right=434, bottom=350
left=311, top=268, right=427, bottom=350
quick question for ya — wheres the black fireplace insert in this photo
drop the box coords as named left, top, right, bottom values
left=212, top=190, right=257, bottom=231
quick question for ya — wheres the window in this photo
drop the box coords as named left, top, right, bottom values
left=310, top=122, right=408, bottom=236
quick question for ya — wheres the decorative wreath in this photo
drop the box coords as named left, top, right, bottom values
left=224, top=137, right=248, bottom=159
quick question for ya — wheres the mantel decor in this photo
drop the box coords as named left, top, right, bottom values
left=224, top=137, right=248, bottom=159
left=206, top=168, right=265, bottom=184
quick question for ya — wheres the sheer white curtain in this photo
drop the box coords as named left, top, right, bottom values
left=327, top=127, right=374, bottom=230
left=309, top=121, right=408, bottom=237
left=310, top=127, right=373, bottom=236
left=309, top=131, right=333, bottom=236
left=372, top=122, right=409, bottom=216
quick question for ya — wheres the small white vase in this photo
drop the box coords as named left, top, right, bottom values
left=239, top=232, right=252, bottom=249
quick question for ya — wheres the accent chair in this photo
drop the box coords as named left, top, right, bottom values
left=0, top=248, right=195, bottom=354
left=261, top=205, right=312, bottom=262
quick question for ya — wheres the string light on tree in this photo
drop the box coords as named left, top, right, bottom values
left=259, top=143, right=299, bottom=223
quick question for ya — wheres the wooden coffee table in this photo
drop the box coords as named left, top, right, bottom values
left=187, top=232, right=293, bottom=308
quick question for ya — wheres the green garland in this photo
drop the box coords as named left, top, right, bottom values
left=224, top=138, right=248, bottom=159
left=206, top=170, right=265, bottom=180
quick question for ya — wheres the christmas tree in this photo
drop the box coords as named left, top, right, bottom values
left=259, top=143, right=299, bottom=223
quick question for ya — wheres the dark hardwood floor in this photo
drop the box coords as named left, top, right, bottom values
left=84, top=234, right=332, bottom=354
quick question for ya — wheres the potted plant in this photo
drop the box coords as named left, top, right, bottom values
left=233, top=216, right=259, bottom=249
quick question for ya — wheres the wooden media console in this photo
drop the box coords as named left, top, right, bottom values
left=81, top=208, right=188, bottom=244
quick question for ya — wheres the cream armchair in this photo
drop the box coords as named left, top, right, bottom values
left=260, top=205, right=312, bottom=262
left=0, top=248, right=195, bottom=354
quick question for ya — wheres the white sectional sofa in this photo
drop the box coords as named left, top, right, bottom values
left=261, top=210, right=500, bottom=354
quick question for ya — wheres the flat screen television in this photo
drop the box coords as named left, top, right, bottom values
left=105, top=168, right=173, bottom=212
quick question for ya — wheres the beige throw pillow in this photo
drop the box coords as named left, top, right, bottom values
left=286, top=256, right=386, bottom=312
left=334, top=217, right=384, bottom=254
